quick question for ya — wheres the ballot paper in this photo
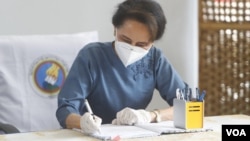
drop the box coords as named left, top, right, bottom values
left=74, top=121, right=213, bottom=140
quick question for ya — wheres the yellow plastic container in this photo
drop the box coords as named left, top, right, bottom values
left=173, top=98, right=204, bottom=129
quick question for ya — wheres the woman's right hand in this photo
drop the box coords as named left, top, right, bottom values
left=80, top=112, right=102, bottom=134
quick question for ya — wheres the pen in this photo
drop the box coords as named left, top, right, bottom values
left=176, top=88, right=181, bottom=99
left=196, top=88, right=200, bottom=101
left=185, top=87, right=191, bottom=101
left=84, top=99, right=93, bottom=114
left=188, top=88, right=192, bottom=101
left=84, top=99, right=101, bottom=134
left=199, top=90, right=206, bottom=101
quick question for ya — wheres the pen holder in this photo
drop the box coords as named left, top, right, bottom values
left=173, top=98, right=204, bottom=129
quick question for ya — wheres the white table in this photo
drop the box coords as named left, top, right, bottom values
left=0, top=114, right=249, bottom=141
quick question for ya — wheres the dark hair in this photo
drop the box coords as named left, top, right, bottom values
left=112, top=0, right=167, bottom=41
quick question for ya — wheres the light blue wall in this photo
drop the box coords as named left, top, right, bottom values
left=0, top=0, right=198, bottom=109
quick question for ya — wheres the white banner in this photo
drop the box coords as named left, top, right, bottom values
left=0, top=31, right=98, bottom=132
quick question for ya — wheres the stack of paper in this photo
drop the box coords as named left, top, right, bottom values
left=74, top=121, right=213, bottom=140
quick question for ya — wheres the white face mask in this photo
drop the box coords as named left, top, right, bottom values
left=114, top=41, right=149, bottom=67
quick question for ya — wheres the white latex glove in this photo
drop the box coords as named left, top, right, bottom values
left=112, top=107, right=151, bottom=125
left=80, top=112, right=102, bottom=134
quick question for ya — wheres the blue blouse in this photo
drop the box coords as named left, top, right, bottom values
left=56, top=42, right=186, bottom=128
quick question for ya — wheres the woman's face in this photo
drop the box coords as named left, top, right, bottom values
left=115, top=19, right=153, bottom=50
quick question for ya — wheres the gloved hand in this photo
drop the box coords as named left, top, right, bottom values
left=80, top=112, right=102, bottom=134
left=112, top=107, right=151, bottom=125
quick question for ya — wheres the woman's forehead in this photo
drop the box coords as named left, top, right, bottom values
left=116, top=19, right=151, bottom=43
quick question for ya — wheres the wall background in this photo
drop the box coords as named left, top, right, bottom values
left=0, top=0, right=198, bottom=110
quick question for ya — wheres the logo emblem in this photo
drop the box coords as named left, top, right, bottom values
left=29, top=55, right=68, bottom=97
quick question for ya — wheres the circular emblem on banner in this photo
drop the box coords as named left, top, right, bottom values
left=29, top=55, right=68, bottom=97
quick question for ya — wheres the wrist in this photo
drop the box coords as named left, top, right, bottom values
left=150, top=109, right=161, bottom=123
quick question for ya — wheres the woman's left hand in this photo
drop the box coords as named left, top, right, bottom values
left=112, top=107, right=151, bottom=125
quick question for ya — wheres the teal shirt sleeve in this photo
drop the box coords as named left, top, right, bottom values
left=154, top=48, right=187, bottom=106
